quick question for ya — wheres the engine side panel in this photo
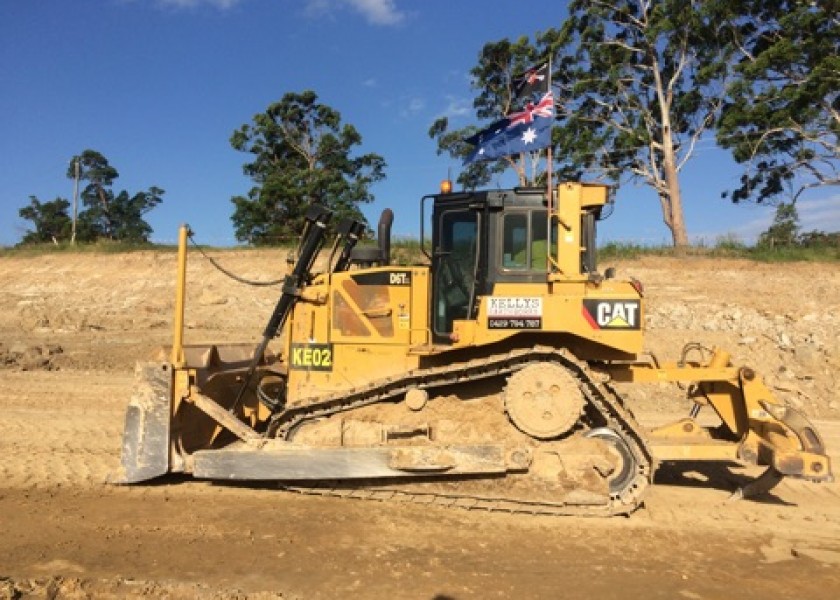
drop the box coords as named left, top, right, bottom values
left=285, top=267, right=428, bottom=402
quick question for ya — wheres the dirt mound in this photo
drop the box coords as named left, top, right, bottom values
left=0, top=342, right=63, bottom=371
left=0, top=576, right=285, bottom=599
left=611, top=257, right=840, bottom=418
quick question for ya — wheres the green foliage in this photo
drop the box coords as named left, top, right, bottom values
left=4, top=233, right=836, bottom=264
left=712, top=233, right=748, bottom=253
left=596, top=238, right=840, bottom=262
left=754, top=201, right=840, bottom=255
left=717, top=1, right=840, bottom=203
left=66, top=150, right=164, bottom=242
left=230, top=90, right=386, bottom=245
left=746, top=243, right=840, bottom=262
left=388, top=237, right=427, bottom=266
left=0, top=239, right=160, bottom=257
left=758, top=202, right=800, bottom=248
left=18, top=196, right=72, bottom=244
left=78, top=186, right=164, bottom=243
left=597, top=242, right=649, bottom=260
left=70, top=149, right=118, bottom=192
left=798, top=230, right=840, bottom=249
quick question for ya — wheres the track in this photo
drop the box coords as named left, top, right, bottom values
left=267, top=345, right=653, bottom=517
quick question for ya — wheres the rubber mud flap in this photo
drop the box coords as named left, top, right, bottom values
left=111, top=362, right=173, bottom=483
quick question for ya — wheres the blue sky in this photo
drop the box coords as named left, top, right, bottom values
left=2, top=0, right=838, bottom=248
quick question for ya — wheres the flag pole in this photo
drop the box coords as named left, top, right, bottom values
left=546, top=54, right=555, bottom=275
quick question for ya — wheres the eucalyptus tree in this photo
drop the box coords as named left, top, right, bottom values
left=68, top=149, right=119, bottom=238
left=230, top=90, right=386, bottom=245
left=18, top=196, right=72, bottom=244
left=551, top=0, right=737, bottom=247
left=717, top=0, right=840, bottom=204
left=65, top=149, right=163, bottom=242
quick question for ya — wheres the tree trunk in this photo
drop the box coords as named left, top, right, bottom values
left=660, top=123, right=689, bottom=249
left=96, top=184, right=113, bottom=240
left=650, top=52, right=690, bottom=250
left=663, top=160, right=689, bottom=248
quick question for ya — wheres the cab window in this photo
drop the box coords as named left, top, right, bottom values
left=433, top=209, right=478, bottom=336
left=501, top=210, right=547, bottom=271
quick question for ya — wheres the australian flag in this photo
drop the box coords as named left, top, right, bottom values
left=464, top=91, right=555, bottom=164
left=513, top=61, right=549, bottom=101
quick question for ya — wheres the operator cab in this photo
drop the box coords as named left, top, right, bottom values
left=426, top=186, right=603, bottom=343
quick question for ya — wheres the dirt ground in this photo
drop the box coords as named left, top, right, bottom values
left=1, top=250, right=840, bottom=599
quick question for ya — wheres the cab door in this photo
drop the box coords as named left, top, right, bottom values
left=431, top=205, right=479, bottom=342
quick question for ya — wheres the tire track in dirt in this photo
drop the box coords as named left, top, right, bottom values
left=634, top=411, right=840, bottom=547
left=0, top=371, right=130, bottom=488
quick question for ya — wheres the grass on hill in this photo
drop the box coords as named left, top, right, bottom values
left=3, top=236, right=839, bottom=263
left=598, top=238, right=840, bottom=262
left=0, top=239, right=176, bottom=258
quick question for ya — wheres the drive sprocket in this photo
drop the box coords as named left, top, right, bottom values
left=504, top=362, right=585, bottom=439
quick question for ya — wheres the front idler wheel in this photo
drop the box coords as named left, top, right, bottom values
left=584, top=427, right=640, bottom=497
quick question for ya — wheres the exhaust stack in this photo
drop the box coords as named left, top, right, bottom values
left=378, top=208, right=394, bottom=266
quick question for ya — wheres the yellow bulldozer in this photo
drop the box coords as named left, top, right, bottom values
left=116, top=182, right=832, bottom=516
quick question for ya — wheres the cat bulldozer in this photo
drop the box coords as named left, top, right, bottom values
left=116, top=182, right=832, bottom=516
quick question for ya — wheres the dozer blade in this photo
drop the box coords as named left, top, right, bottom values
left=112, top=362, right=173, bottom=483
left=191, top=442, right=520, bottom=481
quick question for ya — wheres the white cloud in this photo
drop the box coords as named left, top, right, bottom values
left=395, top=96, right=426, bottom=118
left=798, top=195, right=840, bottom=233
left=712, top=212, right=774, bottom=244
left=348, top=0, right=404, bottom=25
left=693, top=193, right=840, bottom=244
left=306, top=0, right=406, bottom=26
left=440, top=95, right=472, bottom=120
left=156, top=0, right=244, bottom=9
left=144, top=0, right=406, bottom=21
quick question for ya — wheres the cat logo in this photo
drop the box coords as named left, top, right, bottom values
left=290, top=343, right=334, bottom=371
left=582, top=300, right=641, bottom=330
